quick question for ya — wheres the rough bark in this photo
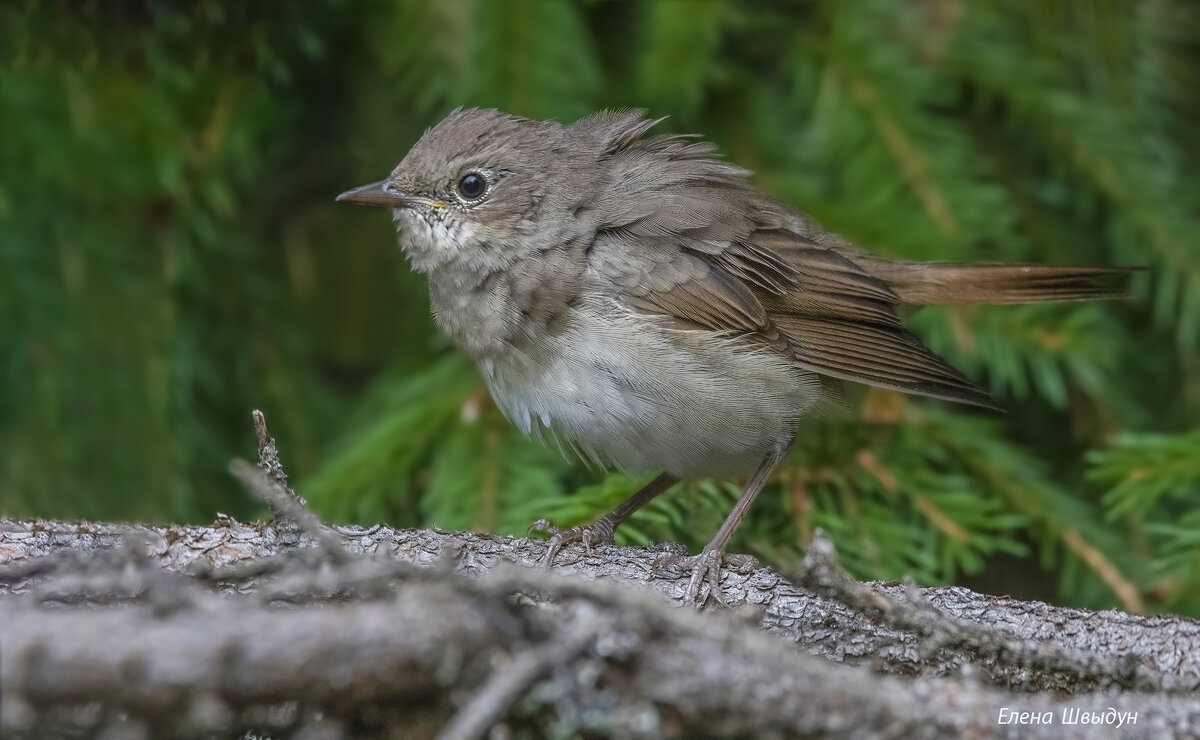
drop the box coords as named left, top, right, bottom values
left=0, top=413, right=1195, bottom=738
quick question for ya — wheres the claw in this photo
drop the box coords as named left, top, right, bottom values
left=684, top=549, right=727, bottom=606
left=529, top=518, right=561, bottom=536
left=537, top=518, right=617, bottom=567
left=653, top=548, right=728, bottom=607
left=531, top=473, right=679, bottom=568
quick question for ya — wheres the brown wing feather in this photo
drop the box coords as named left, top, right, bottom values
left=592, top=234, right=768, bottom=334
left=771, top=315, right=996, bottom=408
left=594, top=226, right=996, bottom=408
left=586, top=114, right=999, bottom=407
left=744, top=236, right=996, bottom=407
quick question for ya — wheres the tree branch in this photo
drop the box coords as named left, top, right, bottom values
left=1, top=412, right=1195, bottom=737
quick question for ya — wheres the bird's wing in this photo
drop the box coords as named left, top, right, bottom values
left=590, top=227, right=995, bottom=409
left=589, top=232, right=769, bottom=334
left=582, top=115, right=995, bottom=408
left=750, top=228, right=998, bottom=409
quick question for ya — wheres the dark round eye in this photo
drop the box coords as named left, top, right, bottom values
left=457, top=172, right=487, bottom=200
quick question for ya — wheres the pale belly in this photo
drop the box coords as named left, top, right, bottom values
left=476, top=303, right=822, bottom=478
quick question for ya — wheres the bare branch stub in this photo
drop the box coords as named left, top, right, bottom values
left=231, top=410, right=351, bottom=562
left=229, top=460, right=352, bottom=564
left=251, top=409, right=293, bottom=494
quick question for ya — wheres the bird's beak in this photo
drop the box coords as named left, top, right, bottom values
left=336, top=180, right=418, bottom=209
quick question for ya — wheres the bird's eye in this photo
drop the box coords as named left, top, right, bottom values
left=457, top=172, right=487, bottom=200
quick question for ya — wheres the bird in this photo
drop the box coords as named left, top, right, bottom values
left=337, top=107, right=1134, bottom=604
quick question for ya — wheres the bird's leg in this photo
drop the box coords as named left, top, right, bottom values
left=676, top=440, right=791, bottom=606
left=535, top=472, right=678, bottom=566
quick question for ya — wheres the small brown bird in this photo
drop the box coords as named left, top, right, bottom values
left=338, top=108, right=1133, bottom=604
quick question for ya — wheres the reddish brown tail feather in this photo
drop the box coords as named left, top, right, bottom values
left=874, top=262, right=1139, bottom=306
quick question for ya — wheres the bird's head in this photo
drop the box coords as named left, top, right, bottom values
left=338, top=108, right=602, bottom=275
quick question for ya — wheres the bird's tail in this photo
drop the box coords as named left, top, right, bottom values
left=868, top=261, right=1140, bottom=306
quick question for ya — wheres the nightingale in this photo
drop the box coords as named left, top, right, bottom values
left=338, top=108, right=1133, bottom=604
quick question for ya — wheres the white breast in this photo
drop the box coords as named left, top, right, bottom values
left=478, top=298, right=821, bottom=478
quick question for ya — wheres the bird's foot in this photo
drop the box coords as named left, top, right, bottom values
left=531, top=517, right=617, bottom=566
left=653, top=547, right=727, bottom=607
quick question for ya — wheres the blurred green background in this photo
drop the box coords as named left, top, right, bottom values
left=2, top=0, right=1198, bottom=614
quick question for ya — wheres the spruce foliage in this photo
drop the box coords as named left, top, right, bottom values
left=2, top=0, right=1197, bottom=614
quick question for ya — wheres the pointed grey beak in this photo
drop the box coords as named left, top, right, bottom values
left=336, top=180, right=418, bottom=208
